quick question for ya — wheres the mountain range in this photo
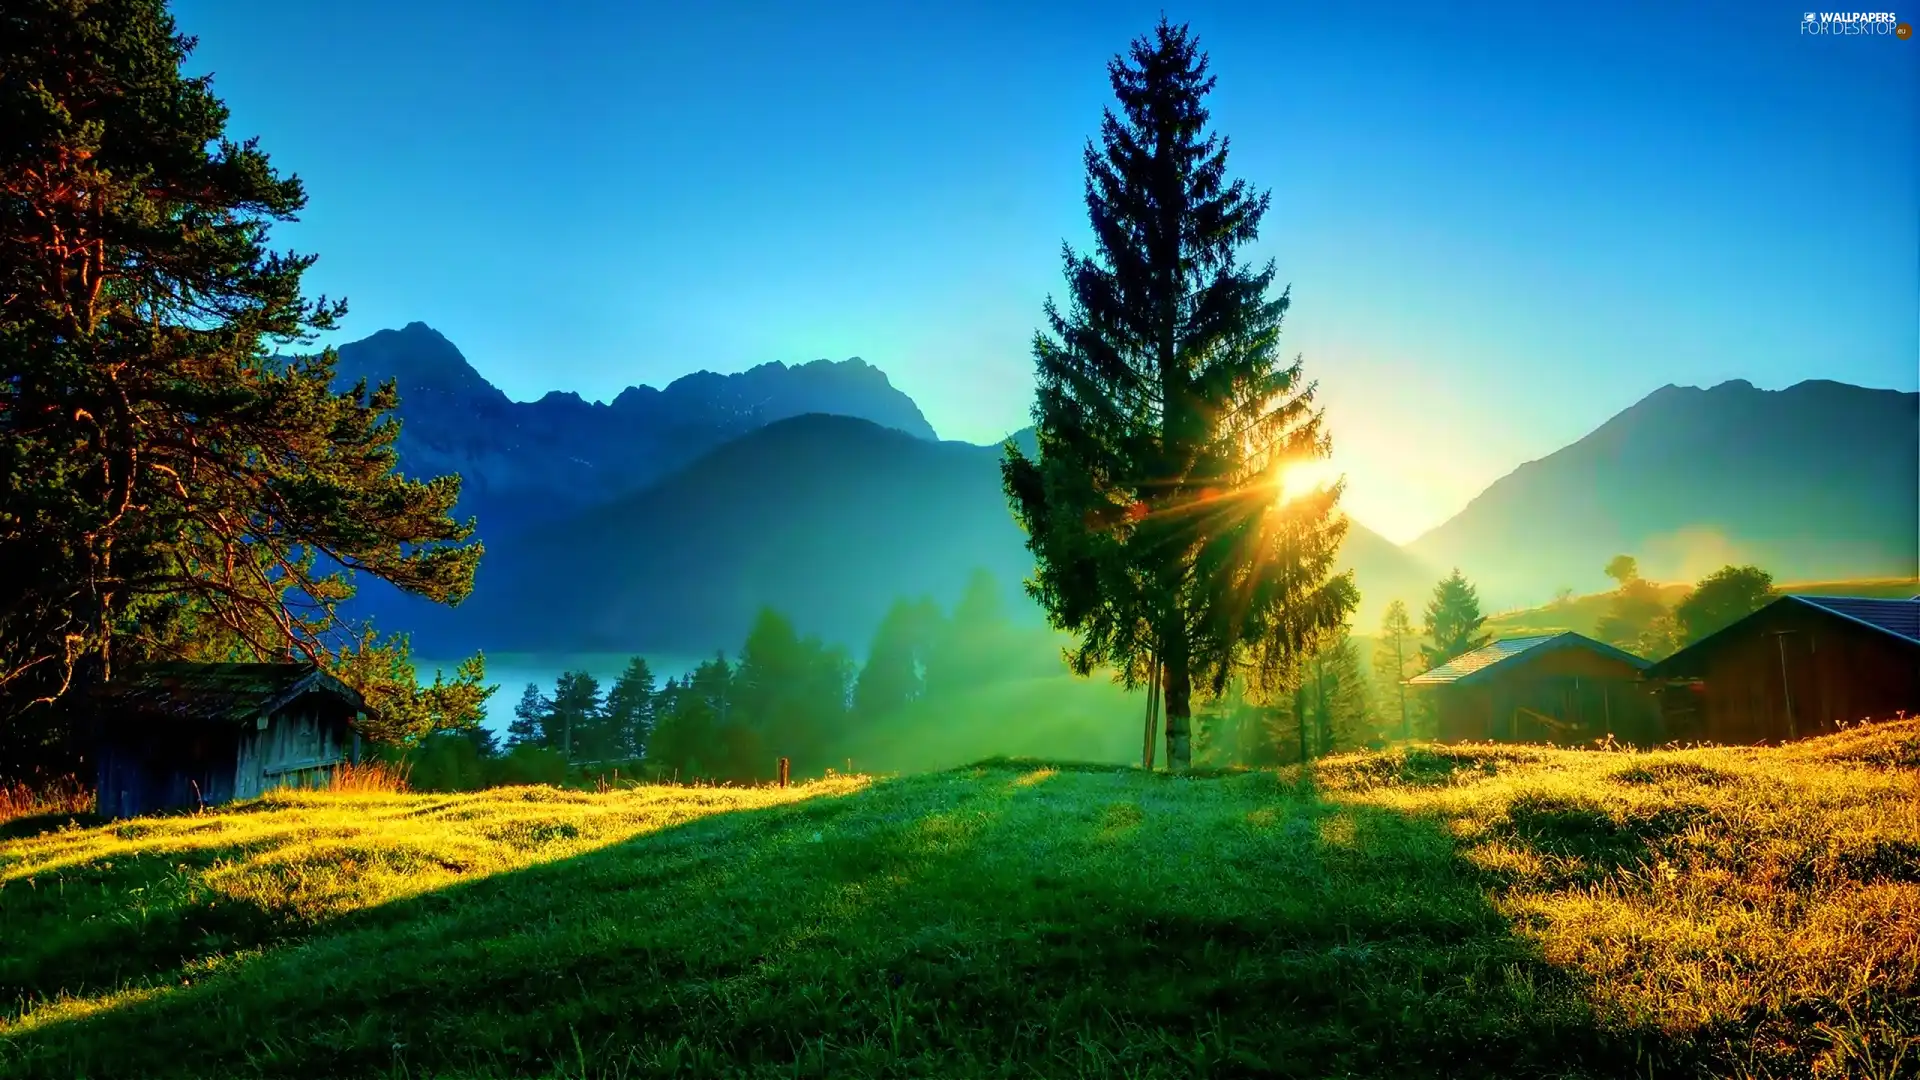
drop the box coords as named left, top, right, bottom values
left=1409, top=378, right=1919, bottom=608
left=330, top=325, right=1917, bottom=656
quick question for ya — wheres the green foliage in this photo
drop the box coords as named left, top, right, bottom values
left=506, top=683, right=549, bottom=750
left=1595, top=558, right=1672, bottom=658
left=853, top=596, right=944, bottom=721
left=602, top=657, right=658, bottom=760
left=1001, top=20, right=1356, bottom=772
left=544, top=671, right=603, bottom=761
left=1674, top=565, right=1776, bottom=646
left=0, top=0, right=485, bottom=757
left=1371, top=600, right=1424, bottom=740
left=1421, top=569, right=1492, bottom=669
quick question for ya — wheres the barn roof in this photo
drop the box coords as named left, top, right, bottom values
left=1407, top=632, right=1649, bottom=687
left=1646, top=595, right=1920, bottom=680
left=1787, top=595, right=1920, bottom=645
left=94, top=662, right=370, bottom=726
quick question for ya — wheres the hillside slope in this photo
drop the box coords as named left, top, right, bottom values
left=3, top=720, right=1915, bottom=1078
left=1409, top=379, right=1920, bottom=609
left=406, top=414, right=1434, bottom=655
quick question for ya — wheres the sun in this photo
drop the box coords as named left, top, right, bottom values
left=1274, top=459, right=1342, bottom=506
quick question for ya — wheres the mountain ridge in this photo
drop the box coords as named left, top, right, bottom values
left=1409, top=377, right=1919, bottom=608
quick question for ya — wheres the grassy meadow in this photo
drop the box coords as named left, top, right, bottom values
left=3, top=721, right=1918, bottom=1079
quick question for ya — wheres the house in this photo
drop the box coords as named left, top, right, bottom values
left=92, top=662, right=371, bottom=819
left=1643, top=595, right=1920, bottom=744
left=1407, top=633, right=1659, bottom=746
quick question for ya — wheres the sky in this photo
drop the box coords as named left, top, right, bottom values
left=173, top=0, right=1919, bottom=543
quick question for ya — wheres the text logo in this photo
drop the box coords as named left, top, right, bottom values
left=1801, top=11, right=1903, bottom=34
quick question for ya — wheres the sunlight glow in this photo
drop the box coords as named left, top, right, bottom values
left=1274, top=459, right=1342, bottom=507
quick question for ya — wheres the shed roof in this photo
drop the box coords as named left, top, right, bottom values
left=1646, top=595, right=1920, bottom=679
left=94, top=662, right=370, bottom=726
left=1407, top=632, right=1650, bottom=687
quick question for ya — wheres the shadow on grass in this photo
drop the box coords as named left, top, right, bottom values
left=1, top=763, right=1718, bottom=1079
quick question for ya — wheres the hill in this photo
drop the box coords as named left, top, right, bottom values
left=404, top=414, right=1434, bottom=656
left=3, top=720, right=1915, bottom=1078
left=1409, top=379, right=1920, bottom=610
left=324, top=323, right=939, bottom=538
left=1482, top=575, right=1920, bottom=640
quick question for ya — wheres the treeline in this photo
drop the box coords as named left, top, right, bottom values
left=1588, top=557, right=1775, bottom=660
left=1194, top=568, right=1494, bottom=767
left=399, top=570, right=1049, bottom=790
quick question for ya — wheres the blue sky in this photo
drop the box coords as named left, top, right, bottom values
left=174, top=0, right=1918, bottom=542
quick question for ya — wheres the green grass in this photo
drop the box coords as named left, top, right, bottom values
left=3, top=722, right=1918, bottom=1079
left=1483, top=576, right=1920, bottom=640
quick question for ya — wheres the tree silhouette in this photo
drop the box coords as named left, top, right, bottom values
left=1002, top=20, right=1355, bottom=771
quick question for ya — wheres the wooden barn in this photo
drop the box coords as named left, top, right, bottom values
left=92, top=662, right=370, bottom=819
left=1408, top=632, right=1660, bottom=746
left=1643, top=595, right=1920, bottom=744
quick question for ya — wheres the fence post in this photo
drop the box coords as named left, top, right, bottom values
left=778, top=757, right=790, bottom=788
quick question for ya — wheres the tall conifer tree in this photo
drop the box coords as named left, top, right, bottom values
left=1003, top=20, right=1355, bottom=771
left=0, top=0, right=487, bottom=753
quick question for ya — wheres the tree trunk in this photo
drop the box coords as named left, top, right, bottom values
left=1162, top=643, right=1192, bottom=772
left=1141, top=653, right=1161, bottom=770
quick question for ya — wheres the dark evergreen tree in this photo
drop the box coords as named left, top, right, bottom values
left=0, top=0, right=487, bottom=757
left=546, top=671, right=604, bottom=761
left=1421, top=570, right=1492, bottom=669
left=1002, top=20, right=1356, bottom=771
left=506, top=683, right=550, bottom=750
left=603, top=657, right=658, bottom=759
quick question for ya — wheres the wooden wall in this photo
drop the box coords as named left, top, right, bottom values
left=1431, top=647, right=1659, bottom=747
left=232, top=696, right=353, bottom=800
left=1663, top=605, right=1920, bottom=744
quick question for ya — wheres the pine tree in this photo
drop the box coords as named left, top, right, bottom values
left=506, top=684, right=550, bottom=749
left=1421, top=570, right=1492, bottom=669
left=546, top=671, right=604, bottom=762
left=603, top=657, right=658, bottom=759
left=1001, top=21, right=1356, bottom=772
left=0, top=0, right=486, bottom=748
left=1371, top=600, right=1419, bottom=739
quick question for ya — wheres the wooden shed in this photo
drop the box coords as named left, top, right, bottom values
left=1643, top=595, right=1920, bottom=744
left=92, top=662, right=370, bottom=819
left=1408, top=633, right=1659, bottom=746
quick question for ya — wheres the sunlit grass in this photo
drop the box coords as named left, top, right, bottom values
left=1, top=722, right=1915, bottom=1078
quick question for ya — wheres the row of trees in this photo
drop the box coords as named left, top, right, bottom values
left=1591, top=556, right=1776, bottom=660
left=402, top=570, right=1043, bottom=789
left=1195, top=568, right=1494, bottom=767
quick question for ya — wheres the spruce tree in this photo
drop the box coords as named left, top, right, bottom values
left=603, top=657, right=658, bottom=759
left=546, top=671, right=604, bottom=762
left=0, top=0, right=485, bottom=748
left=1421, top=570, right=1492, bottom=669
left=1002, top=20, right=1356, bottom=771
left=506, top=684, right=550, bottom=749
